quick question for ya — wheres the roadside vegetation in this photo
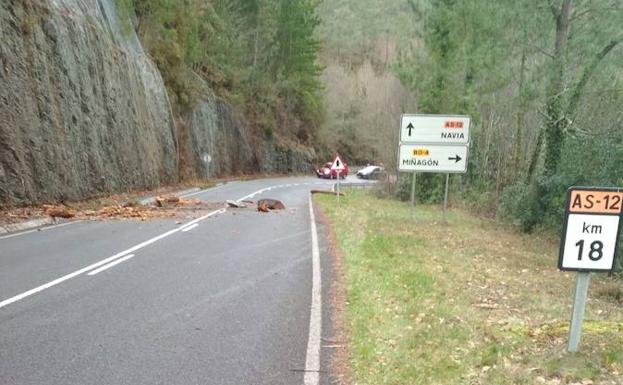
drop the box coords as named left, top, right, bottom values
left=316, top=0, right=623, bottom=275
left=316, top=191, right=623, bottom=385
left=394, top=0, right=623, bottom=235
left=115, top=0, right=323, bottom=146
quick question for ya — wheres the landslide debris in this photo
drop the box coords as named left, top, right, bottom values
left=1, top=195, right=223, bottom=223
left=257, top=199, right=285, bottom=212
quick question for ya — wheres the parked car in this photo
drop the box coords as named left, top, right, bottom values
left=356, top=165, right=385, bottom=179
left=316, top=161, right=349, bottom=179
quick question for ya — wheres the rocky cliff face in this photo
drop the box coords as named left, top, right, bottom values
left=0, top=0, right=315, bottom=206
left=0, top=0, right=177, bottom=205
left=182, top=93, right=258, bottom=180
left=182, top=93, right=316, bottom=180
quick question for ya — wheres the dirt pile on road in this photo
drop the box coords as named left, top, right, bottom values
left=0, top=195, right=223, bottom=223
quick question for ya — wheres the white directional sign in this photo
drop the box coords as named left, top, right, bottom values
left=398, top=144, right=468, bottom=173
left=400, top=114, right=471, bottom=144
left=330, top=154, right=345, bottom=171
left=559, top=187, right=623, bottom=271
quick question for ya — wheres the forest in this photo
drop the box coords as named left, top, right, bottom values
left=393, top=0, right=623, bottom=234
left=116, top=0, right=324, bottom=146
left=115, top=0, right=623, bottom=260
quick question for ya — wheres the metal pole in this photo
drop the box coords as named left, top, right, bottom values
left=443, top=173, right=449, bottom=221
left=568, top=272, right=591, bottom=352
left=410, top=172, right=416, bottom=208
left=337, top=174, right=340, bottom=203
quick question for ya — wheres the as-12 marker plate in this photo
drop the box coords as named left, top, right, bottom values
left=558, top=187, right=623, bottom=272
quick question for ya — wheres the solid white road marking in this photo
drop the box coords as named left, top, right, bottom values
left=304, top=195, right=322, bottom=385
left=87, top=254, right=136, bottom=276
left=0, top=220, right=83, bottom=240
left=0, top=209, right=225, bottom=310
left=179, top=183, right=228, bottom=198
left=181, top=223, right=199, bottom=232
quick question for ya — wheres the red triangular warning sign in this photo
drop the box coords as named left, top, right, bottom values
left=330, top=154, right=345, bottom=171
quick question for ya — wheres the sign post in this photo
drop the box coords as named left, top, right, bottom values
left=202, top=153, right=212, bottom=180
left=330, top=154, right=346, bottom=203
left=410, top=173, right=416, bottom=208
left=443, top=173, right=449, bottom=221
left=559, top=187, right=623, bottom=352
left=398, top=114, right=470, bottom=217
left=568, top=272, right=591, bottom=352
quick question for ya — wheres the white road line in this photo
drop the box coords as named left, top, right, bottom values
left=304, top=195, right=322, bottom=385
left=0, top=181, right=312, bottom=310
left=239, top=188, right=268, bottom=201
left=0, top=220, right=83, bottom=240
left=0, top=252, right=131, bottom=309
left=87, top=254, right=136, bottom=276
left=179, top=183, right=228, bottom=198
left=0, top=209, right=225, bottom=310
left=181, top=223, right=199, bottom=232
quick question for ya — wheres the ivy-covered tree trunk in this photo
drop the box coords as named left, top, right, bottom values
left=542, top=0, right=572, bottom=177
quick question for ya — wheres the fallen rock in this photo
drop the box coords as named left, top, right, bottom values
left=226, top=200, right=247, bottom=208
left=258, top=202, right=269, bottom=213
left=42, top=205, right=76, bottom=218
left=154, top=196, right=164, bottom=207
left=166, top=196, right=180, bottom=204
left=257, top=199, right=285, bottom=212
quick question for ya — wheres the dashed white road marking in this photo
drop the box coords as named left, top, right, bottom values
left=0, top=209, right=225, bottom=310
left=304, top=195, right=322, bottom=385
left=0, top=252, right=134, bottom=309
left=0, top=181, right=325, bottom=310
left=87, top=254, right=136, bottom=276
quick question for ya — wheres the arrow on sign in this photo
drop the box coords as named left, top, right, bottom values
left=448, top=155, right=462, bottom=163
left=407, top=122, right=414, bottom=136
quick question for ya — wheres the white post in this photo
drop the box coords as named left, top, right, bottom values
left=337, top=174, right=340, bottom=203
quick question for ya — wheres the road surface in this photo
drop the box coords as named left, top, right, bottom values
left=0, top=176, right=361, bottom=385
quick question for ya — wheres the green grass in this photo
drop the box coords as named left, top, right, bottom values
left=316, top=191, right=623, bottom=385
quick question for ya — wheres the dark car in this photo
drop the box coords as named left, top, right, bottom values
left=316, top=162, right=349, bottom=179
left=356, top=165, right=385, bottom=179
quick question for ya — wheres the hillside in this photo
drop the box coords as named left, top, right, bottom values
left=0, top=0, right=322, bottom=205
left=317, top=0, right=418, bottom=166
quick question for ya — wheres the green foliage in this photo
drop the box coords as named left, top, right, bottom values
left=395, top=0, right=623, bottom=253
left=396, top=173, right=446, bottom=204
left=116, top=0, right=323, bottom=141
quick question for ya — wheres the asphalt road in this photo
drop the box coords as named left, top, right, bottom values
left=0, top=176, right=361, bottom=385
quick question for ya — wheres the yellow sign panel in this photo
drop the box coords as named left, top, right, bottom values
left=412, top=149, right=430, bottom=157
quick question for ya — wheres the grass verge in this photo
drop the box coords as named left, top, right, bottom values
left=315, top=191, right=623, bottom=385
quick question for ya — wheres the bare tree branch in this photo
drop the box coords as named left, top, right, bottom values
left=566, top=36, right=623, bottom=118
left=525, top=43, right=555, bottom=59
left=570, top=7, right=591, bottom=22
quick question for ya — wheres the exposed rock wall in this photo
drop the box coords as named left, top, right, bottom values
left=184, top=93, right=315, bottom=179
left=0, top=0, right=317, bottom=206
left=182, top=94, right=258, bottom=179
left=0, top=0, right=177, bottom=205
